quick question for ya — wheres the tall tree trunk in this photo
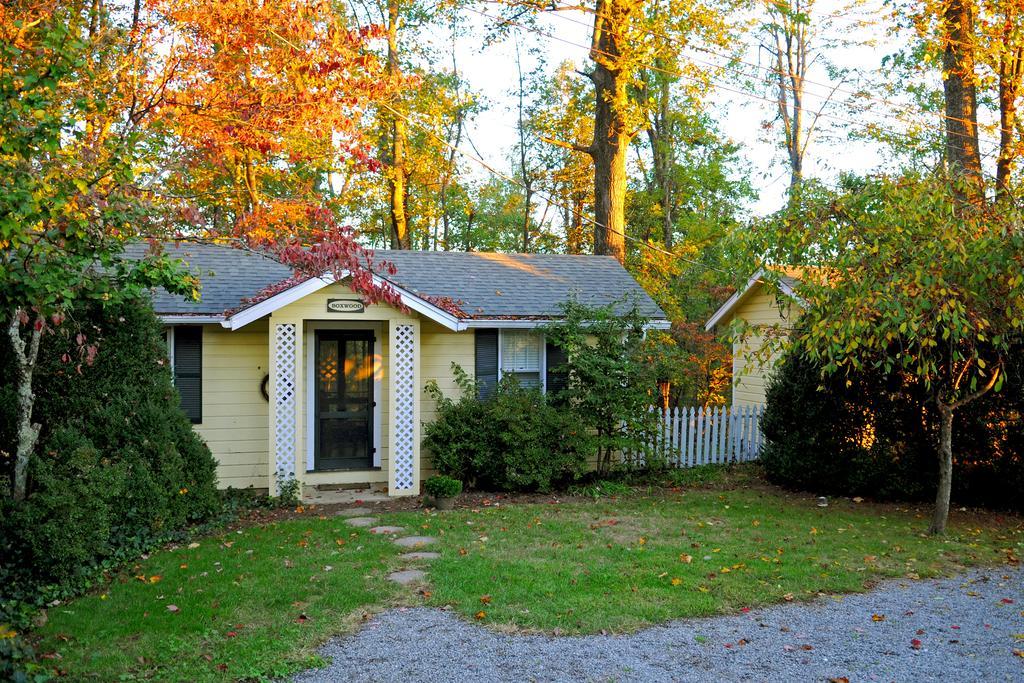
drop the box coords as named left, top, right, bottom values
left=769, top=0, right=808, bottom=193
left=588, top=0, right=632, bottom=264
left=929, top=400, right=954, bottom=535
left=942, top=0, right=985, bottom=201
left=386, top=0, right=410, bottom=250
left=647, top=67, right=674, bottom=248
left=996, top=12, right=1023, bottom=202
left=515, top=37, right=533, bottom=253
left=6, top=311, right=43, bottom=501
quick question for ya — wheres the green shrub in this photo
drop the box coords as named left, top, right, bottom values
left=0, top=298, right=220, bottom=618
left=760, top=349, right=1024, bottom=510
left=424, top=368, right=591, bottom=492
left=423, top=475, right=463, bottom=499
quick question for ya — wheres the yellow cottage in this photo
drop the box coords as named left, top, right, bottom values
left=144, top=243, right=669, bottom=498
left=704, top=268, right=805, bottom=407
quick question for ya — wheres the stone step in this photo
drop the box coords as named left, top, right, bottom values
left=334, top=507, right=374, bottom=517
left=393, top=536, right=437, bottom=548
left=400, top=551, right=441, bottom=561
left=369, top=525, right=405, bottom=535
left=386, top=569, right=426, bottom=585
left=345, top=517, right=377, bottom=527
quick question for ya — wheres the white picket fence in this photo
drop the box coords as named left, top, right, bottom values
left=646, top=404, right=765, bottom=468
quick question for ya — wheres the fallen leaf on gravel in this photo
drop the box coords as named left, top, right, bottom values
left=1012, top=649, right=1024, bottom=658
left=911, top=639, right=922, bottom=650
left=951, top=624, right=960, bottom=629
left=871, top=614, right=886, bottom=622
left=1000, top=598, right=1015, bottom=604
left=801, top=644, right=814, bottom=651
left=829, top=678, right=850, bottom=683
left=783, top=645, right=795, bottom=652
left=916, top=629, right=926, bottom=635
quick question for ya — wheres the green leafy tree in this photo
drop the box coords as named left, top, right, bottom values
left=0, top=2, right=194, bottom=501
left=751, top=175, right=1024, bottom=534
left=543, top=300, right=659, bottom=474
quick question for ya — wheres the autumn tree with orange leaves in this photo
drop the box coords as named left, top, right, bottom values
left=2, top=0, right=402, bottom=499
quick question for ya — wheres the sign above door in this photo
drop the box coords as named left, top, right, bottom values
left=327, top=299, right=365, bottom=314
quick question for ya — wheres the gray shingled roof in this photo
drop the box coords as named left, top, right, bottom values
left=127, top=242, right=666, bottom=321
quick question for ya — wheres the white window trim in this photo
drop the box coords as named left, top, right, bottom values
left=165, top=326, right=175, bottom=378
left=498, top=329, right=546, bottom=393
left=304, top=321, right=383, bottom=472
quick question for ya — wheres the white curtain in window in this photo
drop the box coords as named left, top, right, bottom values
left=501, top=330, right=542, bottom=388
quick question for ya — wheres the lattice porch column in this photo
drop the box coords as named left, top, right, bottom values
left=388, top=320, right=420, bottom=495
left=271, top=322, right=298, bottom=495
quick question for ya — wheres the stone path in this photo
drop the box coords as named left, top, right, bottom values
left=337, top=507, right=440, bottom=587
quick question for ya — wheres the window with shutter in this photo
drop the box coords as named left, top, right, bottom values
left=500, top=330, right=542, bottom=390
left=545, top=341, right=569, bottom=400
left=474, top=329, right=499, bottom=400
left=173, top=326, right=203, bottom=424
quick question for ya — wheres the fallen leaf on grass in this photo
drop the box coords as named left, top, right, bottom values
left=474, top=611, right=486, bottom=620
left=295, top=613, right=310, bottom=624
left=166, top=605, right=180, bottom=613
left=671, top=578, right=682, bottom=586
left=679, top=554, right=693, bottom=564
left=480, top=595, right=492, bottom=605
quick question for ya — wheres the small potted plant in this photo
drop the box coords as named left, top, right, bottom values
left=423, top=475, right=462, bottom=510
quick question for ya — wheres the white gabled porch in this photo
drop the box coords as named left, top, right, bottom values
left=233, top=277, right=428, bottom=498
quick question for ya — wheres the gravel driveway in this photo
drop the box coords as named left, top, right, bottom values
left=293, top=568, right=1023, bottom=682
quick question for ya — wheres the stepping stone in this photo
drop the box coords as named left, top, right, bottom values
left=400, top=551, right=441, bottom=561
left=369, top=526, right=405, bottom=535
left=345, top=517, right=377, bottom=527
left=393, top=536, right=437, bottom=548
left=387, top=569, right=426, bottom=586
left=335, top=507, right=374, bottom=517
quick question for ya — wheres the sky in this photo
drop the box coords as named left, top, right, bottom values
left=430, top=1, right=924, bottom=217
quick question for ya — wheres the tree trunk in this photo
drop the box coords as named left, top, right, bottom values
left=588, top=0, right=632, bottom=264
left=929, top=401, right=955, bottom=535
left=6, top=311, right=43, bottom=501
left=942, top=0, right=985, bottom=201
left=386, top=0, right=410, bottom=250
left=646, top=68, right=674, bottom=248
left=996, top=13, right=1023, bottom=202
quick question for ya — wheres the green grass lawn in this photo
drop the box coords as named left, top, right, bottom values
left=35, top=479, right=1023, bottom=681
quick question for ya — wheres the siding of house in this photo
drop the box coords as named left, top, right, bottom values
left=193, top=320, right=271, bottom=490
left=419, top=320, right=476, bottom=479
left=730, top=286, right=794, bottom=406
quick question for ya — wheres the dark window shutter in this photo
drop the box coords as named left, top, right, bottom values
left=174, top=326, right=203, bottom=424
left=545, top=341, right=569, bottom=399
left=474, top=329, right=498, bottom=400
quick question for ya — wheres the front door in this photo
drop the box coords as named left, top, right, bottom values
left=314, top=330, right=374, bottom=470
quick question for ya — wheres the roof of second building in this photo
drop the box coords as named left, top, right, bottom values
left=128, top=242, right=667, bottom=322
